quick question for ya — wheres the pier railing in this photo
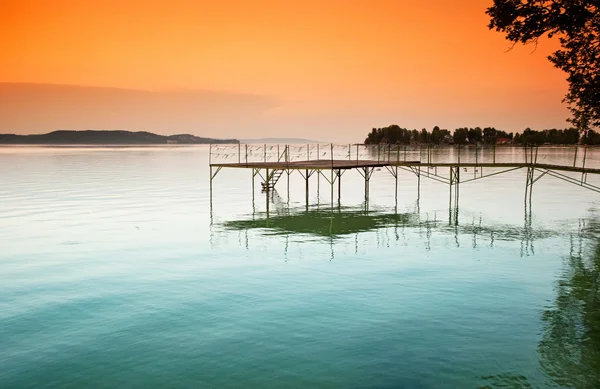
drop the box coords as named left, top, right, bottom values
left=209, top=144, right=600, bottom=170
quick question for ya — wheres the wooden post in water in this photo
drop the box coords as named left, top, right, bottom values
left=209, top=165, right=213, bottom=205
left=363, top=167, right=370, bottom=204
left=573, top=145, right=578, bottom=167
left=330, top=169, right=334, bottom=207
left=337, top=169, right=342, bottom=205
left=316, top=172, right=321, bottom=207
left=266, top=168, right=270, bottom=215
left=305, top=169, right=309, bottom=208
left=417, top=165, right=421, bottom=200
left=395, top=166, right=398, bottom=205
left=245, top=144, right=248, bottom=166
left=263, top=144, right=266, bottom=162
left=238, top=143, right=241, bottom=164
left=209, top=144, right=213, bottom=206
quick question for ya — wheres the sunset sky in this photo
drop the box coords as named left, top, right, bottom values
left=1, top=0, right=569, bottom=141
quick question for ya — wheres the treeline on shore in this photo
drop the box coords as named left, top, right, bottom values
left=364, top=125, right=600, bottom=145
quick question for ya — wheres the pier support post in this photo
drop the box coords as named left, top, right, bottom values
left=395, top=166, right=398, bottom=205
left=525, top=166, right=534, bottom=202
left=337, top=169, right=342, bottom=206
left=305, top=169, right=309, bottom=209
left=330, top=169, right=334, bottom=207
left=363, top=167, right=371, bottom=205
left=449, top=166, right=460, bottom=225
left=209, top=165, right=213, bottom=206
left=417, top=166, right=421, bottom=200
left=286, top=169, right=290, bottom=204
left=317, top=172, right=321, bottom=209
left=266, top=168, right=270, bottom=215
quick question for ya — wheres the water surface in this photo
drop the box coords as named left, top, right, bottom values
left=1, top=145, right=599, bottom=388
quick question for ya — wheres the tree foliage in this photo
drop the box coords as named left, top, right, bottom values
left=514, top=127, right=580, bottom=145
left=487, top=0, right=600, bottom=129
left=364, top=125, right=451, bottom=144
left=363, top=125, right=590, bottom=145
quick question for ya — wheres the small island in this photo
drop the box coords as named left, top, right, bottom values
left=0, top=130, right=239, bottom=145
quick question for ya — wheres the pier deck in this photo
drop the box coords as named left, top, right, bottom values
left=210, top=159, right=600, bottom=175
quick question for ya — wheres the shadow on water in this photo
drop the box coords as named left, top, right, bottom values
left=217, top=190, right=555, bottom=252
left=222, top=206, right=417, bottom=239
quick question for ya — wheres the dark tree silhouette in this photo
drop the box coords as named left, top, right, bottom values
left=364, top=125, right=582, bottom=145
left=487, top=0, right=600, bottom=129
left=453, top=128, right=469, bottom=144
left=468, top=127, right=483, bottom=143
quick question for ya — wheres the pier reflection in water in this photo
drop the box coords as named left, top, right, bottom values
left=214, top=189, right=552, bottom=258
left=213, top=195, right=600, bottom=388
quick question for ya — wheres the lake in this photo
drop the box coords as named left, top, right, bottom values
left=1, top=145, right=599, bottom=388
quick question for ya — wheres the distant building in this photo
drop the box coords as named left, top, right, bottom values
left=496, top=137, right=511, bottom=145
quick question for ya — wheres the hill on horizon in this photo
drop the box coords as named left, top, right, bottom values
left=0, top=130, right=238, bottom=144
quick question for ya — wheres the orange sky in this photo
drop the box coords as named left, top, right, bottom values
left=1, top=0, right=569, bottom=141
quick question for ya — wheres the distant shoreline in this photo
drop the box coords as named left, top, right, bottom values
left=0, top=130, right=239, bottom=145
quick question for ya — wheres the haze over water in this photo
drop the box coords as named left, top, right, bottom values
left=1, top=145, right=600, bottom=388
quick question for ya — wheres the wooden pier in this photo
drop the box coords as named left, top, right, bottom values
left=209, top=144, right=600, bottom=209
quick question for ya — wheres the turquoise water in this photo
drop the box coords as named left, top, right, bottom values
left=1, top=146, right=599, bottom=388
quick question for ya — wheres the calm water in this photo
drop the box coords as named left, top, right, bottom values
left=1, top=145, right=599, bottom=389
